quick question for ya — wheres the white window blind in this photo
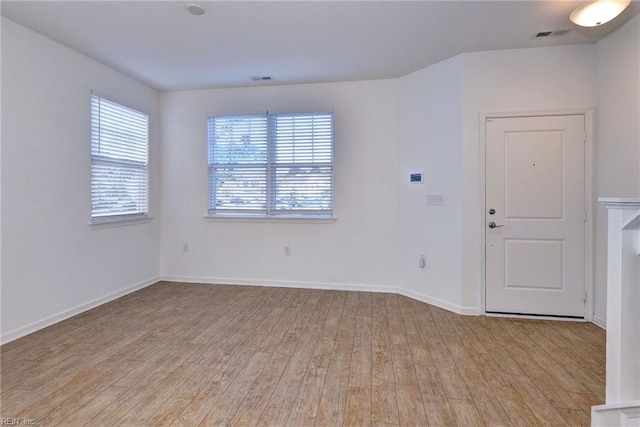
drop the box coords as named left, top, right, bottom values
left=208, top=112, right=333, bottom=217
left=91, top=94, right=149, bottom=222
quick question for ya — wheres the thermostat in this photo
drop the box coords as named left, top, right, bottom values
left=410, top=173, right=423, bottom=183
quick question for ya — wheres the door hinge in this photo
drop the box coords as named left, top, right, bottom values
left=583, top=210, right=588, bottom=222
left=582, top=290, right=588, bottom=303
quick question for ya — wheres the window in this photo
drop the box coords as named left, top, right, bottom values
left=91, top=94, right=149, bottom=222
left=208, top=112, right=333, bottom=217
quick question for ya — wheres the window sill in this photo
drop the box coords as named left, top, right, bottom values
left=204, top=215, right=336, bottom=224
left=88, top=216, right=154, bottom=230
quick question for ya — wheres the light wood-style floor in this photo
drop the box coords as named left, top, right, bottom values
left=1, top=282, right=605, bottom=426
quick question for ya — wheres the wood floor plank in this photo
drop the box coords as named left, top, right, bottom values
left=349, top=306, right=373, bottom=388
left=513, top=321, right=605, bottom=400
left=16, top=363, right=129, bottom=423
left=510, top=374, right=569, bottom=426
left=465, top=320, right=526, bottom=377
left=84, top=361, right=182, bottom=427
left=395, top=379, right=428, bottom=426
left=286, top=339, right=333, bottom=426
left=486, top=320, right=583, bottom=411
left=472, top=352, right=511, bottom=388
left=130, top=362, right=199, bottom=420
left=61, top=386, right=130, bottom=425
left=558, top=408, right=590, bottom=426
left=414, top=366, right=448, bottom=403
left=315, top=357, right=350, bottom=426
left=465, top=383, right=513, bottom=427
left=399, top=300, right=435, bottom=369
left=490, top=383, right=542, bottom=427
left=144, top=397, right=192, bottom=427
left=0, top=282, right=605, bottom=426
left=502, top=321, right=588, bottom=394
left=384, top=294, right=407, bottom=346
left=344, top=386, right=372, bottom=427
left=258, top=405, right=291, bottom=426
left=285, top=370, right=325, bottom=426
left=430, top=342, right=470, bottom=400
left=198, top=351, right=271, bottom=426
left=228, top=374, right=280, bottom=427
left=568, top=391, right=603, bottom=414
left=318, top=291, right=347, bottom=343
left=457, top=317, right=489, bottom=355
left=446, top=342, right=485, bottom=385
left=267, top=334, right=318, bottom=410
left=423, top=400, right=457, bottom=426
left=449, top=398, right=484, bottom=427
left=171, top=346, right=262, bottom=426
left=371, top=293, right=398, bottom=425
left=333, top=292, right=358, bottom=362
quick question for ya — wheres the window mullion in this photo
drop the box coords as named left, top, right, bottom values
left=266, top=114, right=275, bottom=215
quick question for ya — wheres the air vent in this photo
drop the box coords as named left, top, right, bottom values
left=250, top=76, right=273, bottom=82
left=534, top=29, right=572, bottom=38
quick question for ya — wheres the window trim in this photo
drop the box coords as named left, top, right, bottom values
left=90, top=93, right=150, bottom=225
left=207, top=111, right=334, bottom=219
left=88, top=215, right=153, bottom=230
left=203, top=214, right=336, bottom=224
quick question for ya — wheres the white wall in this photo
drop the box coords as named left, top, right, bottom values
left=594, top=14, right=640, bottom=327
left=397, top=56, right=468, bottom=313
left=460, top=45, right=597, bottom=312
left=160, top=80, right=400, bottom=291
left=1, top=18, right=161, bottom=343
left=396, top=45, right=596, bottom=315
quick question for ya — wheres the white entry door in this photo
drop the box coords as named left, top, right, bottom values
left=485, top=115, right=586, bottom=318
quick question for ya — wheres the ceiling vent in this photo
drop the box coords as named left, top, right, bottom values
left=250, top=76, right=273, bottom=82
left=534, top=29, right=572, bottom=38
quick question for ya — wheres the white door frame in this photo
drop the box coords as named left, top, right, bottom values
left=479, top=109, right=595, bottom=322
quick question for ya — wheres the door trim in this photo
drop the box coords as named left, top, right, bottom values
left=479, top=108, right=595, bottom=322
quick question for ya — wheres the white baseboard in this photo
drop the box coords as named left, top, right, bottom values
left=161, top=275, right=397, bottom=293
left=0, top=277, right=160, bottom=345
left=593, top=314, right=607, bottom=330
left=161, top=275, right=480, bottom=316
left=398, top=287, right=481, bottom=316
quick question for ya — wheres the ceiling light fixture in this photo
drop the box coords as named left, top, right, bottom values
left=185, top=3, right=205, bottom=16
left=569, top=0, right=631, bottom=27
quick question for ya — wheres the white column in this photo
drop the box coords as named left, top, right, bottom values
left=592, top=198, right=640, bottom=426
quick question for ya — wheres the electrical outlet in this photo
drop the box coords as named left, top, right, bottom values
left=284, top=246, right=291, bottom=256
left=419, top=254, right=426, bottom=269
left=427, top=194, right=445, bottom=205
left=182, top=243, right=189, bottom=253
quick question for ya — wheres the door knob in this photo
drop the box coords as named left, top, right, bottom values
left=488, top=222, right=504, bottom=229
